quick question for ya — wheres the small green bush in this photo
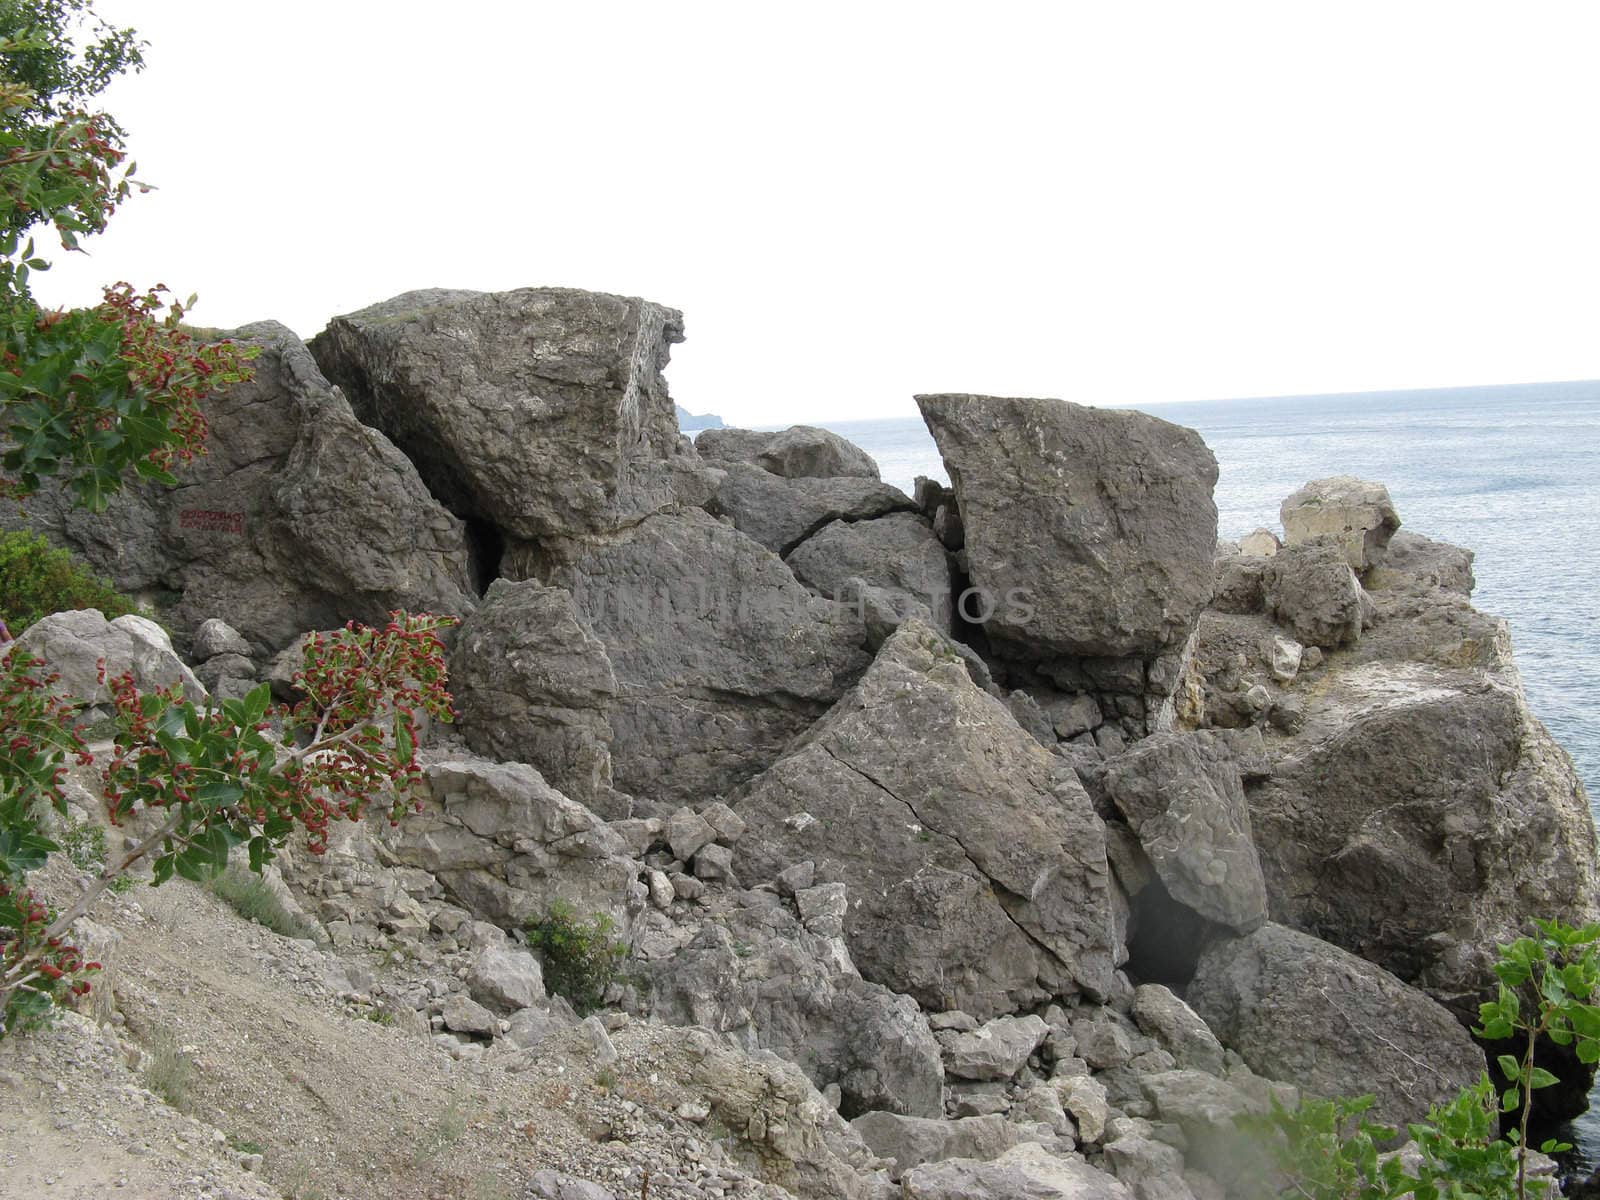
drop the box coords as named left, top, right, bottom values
left=206, top=866, right=317, bottom=941
left=524, top=900, right=625, bottom=1016
left=0, top=530, right=137, bottom=633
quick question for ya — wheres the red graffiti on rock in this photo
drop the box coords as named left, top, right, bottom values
left=178, top=509, right=244, bottom=535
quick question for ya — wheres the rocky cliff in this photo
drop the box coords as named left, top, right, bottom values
left=7, top=285, right=1597, bottom=1199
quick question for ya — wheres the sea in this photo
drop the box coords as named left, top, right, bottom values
left=804, top=381, right=1600, bottom=1165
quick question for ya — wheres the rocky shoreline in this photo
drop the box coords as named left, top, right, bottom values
left=5, top=285, right=1597, bottom=1199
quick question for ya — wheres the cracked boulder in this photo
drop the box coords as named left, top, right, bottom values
left=449, top=579, right=623, bottom=814
left=916, top=393, right=1218, bottom=659
left=0, top=323, right=475, bottom=653
left=730, top=620, right=1119, bottom=1019
left=704, top=461, right=915, bottom=555
left=311, top=287, right=688, bottom=540
left=529, top=508, right=869, bottom=802
left=1187, top=923, right=1483, bottom=1131
left=786, top=512, right=954, bottom=634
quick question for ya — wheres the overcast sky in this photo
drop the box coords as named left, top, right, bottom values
left=31, top=1, right=1600, bottom=426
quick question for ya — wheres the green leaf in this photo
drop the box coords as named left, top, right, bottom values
left=193, top=781, right=244, bottom=809
left=1527, top=1065, right=1560, bottom=1090
left=1495, top=1054, right=1520, bottom=1081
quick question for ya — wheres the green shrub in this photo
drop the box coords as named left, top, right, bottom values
left=205, top=865, right=317, bottom=942
left=0, top=530, right=136, bottom=633
left=524, top=900, right=625, bottom=1016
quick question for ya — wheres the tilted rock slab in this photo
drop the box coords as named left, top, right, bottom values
left=1101, top=732, right=1268, bottom=931
left=786, top=512, right=955, bottom=634
left=1187, top=923, right=1484, bottom=1132
left=311, top=287, right=687, bottom=540
left=531, top=508, right=869, bottom=801
left=1, top=323, right=474, bottom=653
left=731, top=620, right=1119, bottom=1019
left=449, top=579, right=621, bottom=812
left=901, top=1143, right=1133, bottom=1199
left=916, top=393, right=1218, bottom=659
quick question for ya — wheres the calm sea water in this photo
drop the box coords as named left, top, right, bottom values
left=808, top=382, right=1600, bottom=1163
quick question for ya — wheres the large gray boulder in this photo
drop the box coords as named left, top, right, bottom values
left=1280, top=476, right=1400, bottom=571
left=1245, top=660, right=1600, bottom=1011
left=529, top=508, right=869, bottom=802
left=1262, top=540, right=1371, bottom=648
left=705, top=462, right=914, bottom=555
left=786, top=512, right=954, bottom=634
left=1187, top=923, right=1484, bottom=1131
left=0, top=324, right=475, bottom=653
left=916, top=394, right=1218, bottom=659
left=696, top=425, right=880, bottom=480
left=311, top=287, right=686, bottom=540
left=449, top=579, right=621, bottom=812
left=11, top=610, right=204, bottom=708
left=1101, top=733, right=1268, bottom=931
left=731, top=621, right=1119, bottom=1019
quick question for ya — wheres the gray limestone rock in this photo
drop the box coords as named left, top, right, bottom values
left=1280, top=476, right=1400, bottom=571
left=1101, top=733, right=1268, bottom=931
left=786, top=512, right=954, bottom=634
left=1, top=323, right=474, bottom=653
left=638, top=901, right=945, bottom=1119
left=1370, top=530, right=1475, bottom=596
left=312, top=287, right=687, bottom=540
left=939, top=1015, right=1050, bottom=1081
left=377, top=753, right=642, bottom=934
left=705, top=461, right=915, bottom=555
left=192, top=617, right=252, bottom=659
left=1186, top=923, right=1484, bottom=1131
left=449, top=579, right=620, bottom=811
left=697, top=424, right=880, bottom=480
left=731, top=621, right=1119, bottom=1018
left=850, top=1111, right=1018, bottom=1181
left=1262, top=540, right=1370, bottom=648
left=1131, top=985, right=1225, bottom=1077
left=466, top=943, right=546, bottom=1014
left=14, top=610, right=204, bottom=708
left=901, top=1143, right=1133, bottom=1199
left=916, top=393, right=1218, bottom=658
left=533, top=508, right=869, bottom=801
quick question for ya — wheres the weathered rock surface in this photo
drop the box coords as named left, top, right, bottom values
left=311, top=287, right=687, bottom=541
left=1280, top=476, right=1400, bottom=570
left=1261, top=540, right=1371, bottom=648
left=732, top=621, right=1118, bottom=1018
left=916, top=393, right=1218, bottom=658
left=636, top=895, right=945, bottom=1119
left=938, top=1014, right=1050, bottom=1081
left=1, top=323, right=475, bottom=652
left=449, top=579, right=621, bottom=811
left=696, top=425, right=880, bottom=480
left=705, top=462, right=915, bottom=554
left=1370, top=530, right=1475, bottom=597
left=901, top=1143, right=1133, bottom=1199
left=1130, top=985, right=1226, bottom=1077
left=1245, top=661, right=1600, bottom=1009
left=850, top=1111, right=1018, bottom=1180
left=786, top=512, right=954, bottom=634
left=1101, top=733, right=1268, bottom=931
left=1187, top=923, right=1484, bottom=1130
left=11, top=609, right=204, bottom=707
left=531, top=508, right=869, bottom=801
left=377, top=752, right=642, bottom=933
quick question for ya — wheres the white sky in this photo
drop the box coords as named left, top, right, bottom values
left=30, top=1, right=1600, bottom=426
